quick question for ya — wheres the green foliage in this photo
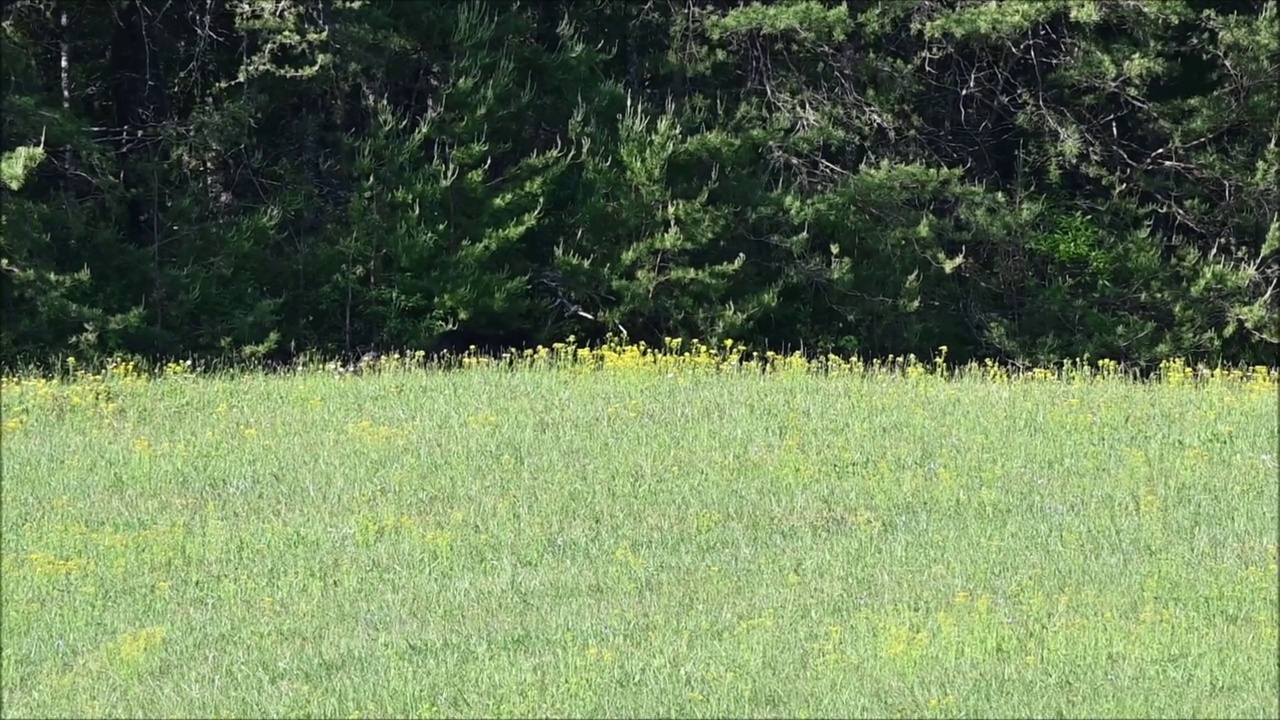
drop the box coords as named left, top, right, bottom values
left=0, top=144, right=44, bottom=192
left=0, top=0, right=1274, bottom=366
left=706, top=0, right=851, bottom=42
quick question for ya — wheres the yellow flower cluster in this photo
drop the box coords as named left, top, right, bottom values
left=345, top=419, right=405, bottom=445
left=351, top=511, right=457, bottom=554
left=117, top=626, right=166, bottom=663
left=25, top=551, right=91, bottom=577
left=387, top=337, right=1280, bottom=388
left=1, top=342, right=1276, bottom=397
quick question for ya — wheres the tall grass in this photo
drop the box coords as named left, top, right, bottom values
left=2, top=348, right=1277, bottom=718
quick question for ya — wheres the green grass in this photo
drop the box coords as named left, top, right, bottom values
left=2, top=360, right=1277, bottom=718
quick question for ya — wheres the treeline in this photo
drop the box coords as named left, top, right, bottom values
left=1, top=0, right=1277, bottom=368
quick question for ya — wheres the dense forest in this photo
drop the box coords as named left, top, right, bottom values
left=1, top=0, right=1277, bottom=368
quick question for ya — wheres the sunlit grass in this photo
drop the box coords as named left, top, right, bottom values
left=2, top=345, right=1277, bottom=718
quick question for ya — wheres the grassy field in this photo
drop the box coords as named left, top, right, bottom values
left=2, top=345, right=1278, bottom=718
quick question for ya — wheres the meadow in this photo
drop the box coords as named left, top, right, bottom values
left=2, top=342, right=1278, bottom=718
